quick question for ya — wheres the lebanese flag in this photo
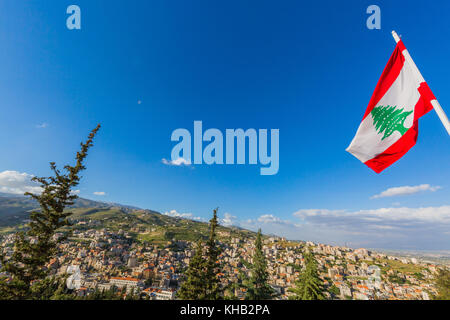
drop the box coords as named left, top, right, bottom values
left=346, top=40, right=436, bottom=173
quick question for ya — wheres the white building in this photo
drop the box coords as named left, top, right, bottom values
left=154, top=289, right=175, bottom=300
left=109, top=277, right=141, bottom=290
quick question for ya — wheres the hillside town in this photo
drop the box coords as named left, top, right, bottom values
left=1, top=221, right=445, bottom=300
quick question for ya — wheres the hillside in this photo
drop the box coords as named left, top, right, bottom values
left=1, top=194, right=445, bottom=301
left=0, top=193, right=115, bottom=227
left=0, top=194, right=258, bottom=244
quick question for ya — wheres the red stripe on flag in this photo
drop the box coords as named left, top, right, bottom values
left=362, top=41, right=406, bottom=121
left=416, top=82, right=435, bottom=116
left=364, top=122, right=417, bottom=173
left=364, top=81, right=435, bottom=173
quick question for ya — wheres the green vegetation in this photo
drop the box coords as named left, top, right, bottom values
left=388, top=274, right=408, bottom=285
left=277, top=240, right=300, bottom=248
left=0, top=196, right=36, bottom=227
left=0, top=125, right=100, bottom=299
left=176, top=240, right=205, bottom=299
left=0, top=225, right=25, bottom=235
left=289, top=252, right=326, bottom=300
left=240, top=229, right=275, bottom=300
left=377, top=258, right=424, bottom=275
left=0, top=192, right=258, bottom=245
left=413, top=272, right=424, bottom=280
left=433, top=269, right=450, bottom=300
left=328, top=284, right=340, bottom=297
left=203, top=208, right=223, bottom=299
left=137, top=230, right=167, bottom=245
left=177, top=208, right=223, bottom=300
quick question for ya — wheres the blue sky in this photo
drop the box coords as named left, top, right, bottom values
left=0, top=1, right=449, bottom=250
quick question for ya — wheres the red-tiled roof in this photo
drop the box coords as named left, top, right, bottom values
left=110, top=276, right=139, bottom=282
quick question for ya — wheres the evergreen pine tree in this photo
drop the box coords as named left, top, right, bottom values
left=0, top=125, right=101, bottom=299
left=241, top=229, right=274, bottom=300
left=177, top=208, right=223, bottom=300
left=288, top=251, right=325, bottom=300
left=177, top=240, right=207, bottom=299
left=203, top=208, right=222, bottom=299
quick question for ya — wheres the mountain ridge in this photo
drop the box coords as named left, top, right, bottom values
left=0, top=193, right=258, bottom=243
left=0, top=193, right=155, bottom=225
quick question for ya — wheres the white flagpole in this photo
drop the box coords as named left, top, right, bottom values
left=392, top=30, right=450, bottom=135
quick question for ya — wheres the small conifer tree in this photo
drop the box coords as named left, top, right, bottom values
left=241, top=229, right=274, bottom=300
left=203, top=208, right=222, bottom=299
left=0, top=125, right=101, bottom=299
left=177, top=240, right=207, bottom=299
left=177, top=208, right=223, bottom=300
left=288, top=251, right=325, bottom=300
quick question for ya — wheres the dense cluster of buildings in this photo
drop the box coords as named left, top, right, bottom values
left=0, top=223, right=445, bottom=300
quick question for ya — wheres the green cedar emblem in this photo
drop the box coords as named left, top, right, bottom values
left=371, top=105, right=413, bottom=140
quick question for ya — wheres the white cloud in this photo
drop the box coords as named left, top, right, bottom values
left=231, top=206, right=450, bottom=250
left=93, top=191, right=106, bottom=196
left=35, top=122, right=48, bottom=129
left=0, top=170, right=42, bottom=195
left=0, top=171, right=84, bottom=197
left=371, top=184, right=441, bottom=199
left=163, top=209, right=192, bottom=219
left=163, top=209, right=205, bottom=222
left=293, top=206, right=450, bottom=224
left=164, top=210, right=236, bottom=224
left=293, top=209, right=345, bottom=218
left=162, top=158, right=191, bottom=166
left=257, top=214, right=289, bottom=224
left=234, top=214, right=293, bottom=228
left=292, top=206, right=450, bottom=249
left=221, top=212, right=237, bottom=226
